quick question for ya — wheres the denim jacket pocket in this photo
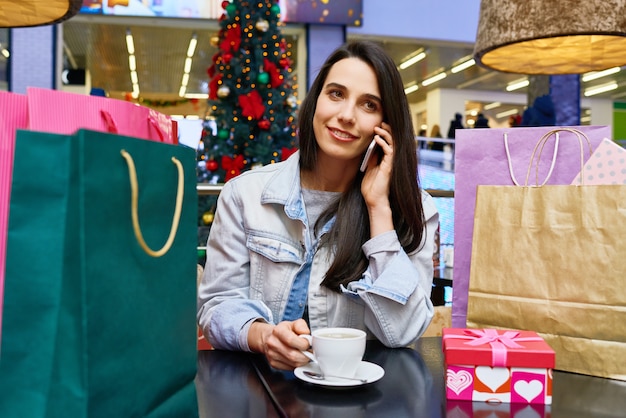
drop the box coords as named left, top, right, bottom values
left=246, top=233, right=304, bottom=309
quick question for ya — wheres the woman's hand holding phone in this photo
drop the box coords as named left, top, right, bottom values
left=360, top=124, right=395, bottom=236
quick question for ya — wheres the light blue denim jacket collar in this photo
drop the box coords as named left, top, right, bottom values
left=259, top=150, right=306, bottom=222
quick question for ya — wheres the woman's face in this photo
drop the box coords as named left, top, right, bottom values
left=313, top=57, right=384, bottom=167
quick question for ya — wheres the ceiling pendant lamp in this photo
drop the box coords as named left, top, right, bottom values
left=473, top=0, right=626, bottom=74
left=0, top=0, right=83, bottom=28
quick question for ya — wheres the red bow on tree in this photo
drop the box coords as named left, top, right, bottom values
left=209, top=74, right=223, bottom=100
left=220, top=25, right=241, bottom=53
left=238, top=90, right=265, bottom=120
left=263, top=58, right=284, bottom=88
left=281, top=147, right=298, bottom=160
left=222, top=154, right=245, bottom=181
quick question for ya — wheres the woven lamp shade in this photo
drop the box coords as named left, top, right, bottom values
left=473, top=0, right=626, bottom=74
left=0, top=0, right=83, bottom=28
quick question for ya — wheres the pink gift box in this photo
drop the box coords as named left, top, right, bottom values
left=443, top=328, right=555, bottom=404
left=446, top=400, right=551, bottom=418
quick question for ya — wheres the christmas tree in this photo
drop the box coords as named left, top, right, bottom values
left=197, top=0, right=299, bottom=250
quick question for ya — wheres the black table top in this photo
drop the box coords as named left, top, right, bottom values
left=195, top=337, right=626, bottom=418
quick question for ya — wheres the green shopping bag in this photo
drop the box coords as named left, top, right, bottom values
left=0, top=129, right=198, bottom=417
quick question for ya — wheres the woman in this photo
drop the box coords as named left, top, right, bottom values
left=197, top=40, right=439, bottom=371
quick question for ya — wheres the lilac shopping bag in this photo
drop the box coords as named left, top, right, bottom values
left=0, top=92, right=28, bottom=347
left=452, top=125, right=610, bottom=327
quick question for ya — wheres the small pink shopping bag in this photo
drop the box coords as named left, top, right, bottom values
left=0, top=91, right=28, bottom=347
left=26, top=87, right=177, bottom=144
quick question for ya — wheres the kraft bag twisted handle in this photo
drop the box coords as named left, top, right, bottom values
left=120, top=149, right=184, bottom=257
left=527, top=128, right=592, bottom=187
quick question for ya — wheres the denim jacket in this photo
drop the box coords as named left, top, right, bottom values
left=197, top=152, right=439, bottom=351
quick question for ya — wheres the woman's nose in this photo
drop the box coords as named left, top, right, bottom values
left=337, top=104, right=356, bottom=123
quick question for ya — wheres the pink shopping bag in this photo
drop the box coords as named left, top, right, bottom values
left=452, top=125, right=609, bottom=327
left=26, top=87, right=177, bottom=144
left=0, top=91, right=28, bottom=347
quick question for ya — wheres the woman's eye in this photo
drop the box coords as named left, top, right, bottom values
left=364, top=101, right=379, bottom=111
left=329, top=90, right=343, bottom=99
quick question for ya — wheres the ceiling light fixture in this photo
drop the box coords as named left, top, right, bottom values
left=496, top=108, right=519, bottom=119
left=187, top=34, right=198, bottom=57
left=457, top=71, right=497, bottom=89
left=125, top=30, right=135, bottom=55
left=399, top=49, right=426, bottom=70
left=179, top=33, right=198, bottom=97
left=484, top=101, right=501, bottom=110
left=584, top=82, right=618, bottom=97
left=404, top=84, right=419, bottom=95
left=451, top=58, right=475, bottom=74
left=581, top=67, right=621, bottom=82
left=506, top=78, right=529, bottom=91
left=128, top=55, right=136, bottom=72
left=184, top=93, right=209, bottom=99
left=474, top=0, right=626, bottom=74
left=422, top=71, right=447, bottom=87
left=125, top=29, right=139, bottom=99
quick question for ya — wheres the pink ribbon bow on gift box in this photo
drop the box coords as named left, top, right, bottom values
left=444, top=329, right=542, bottom=366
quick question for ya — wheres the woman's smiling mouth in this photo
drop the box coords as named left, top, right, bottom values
left=329, top=127, right=357, bottom=141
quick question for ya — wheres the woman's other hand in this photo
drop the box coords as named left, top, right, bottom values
left=248, top=318, right=312, bottom=370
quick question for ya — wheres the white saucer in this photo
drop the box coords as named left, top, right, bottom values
left=294, top=361, right=384, bottom=388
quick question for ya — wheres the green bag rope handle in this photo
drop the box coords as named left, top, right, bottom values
left=120, top=149, right=184, bottom=257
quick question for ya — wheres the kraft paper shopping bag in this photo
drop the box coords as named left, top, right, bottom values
left=452, top=125, right=609, bottom=327
left=0, top=129, right=198, bottom=417
left=466, top=129, right=626, bottom=381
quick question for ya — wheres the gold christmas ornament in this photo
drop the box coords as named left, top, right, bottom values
left=255, top=19, right=269, bottom=32
left=210, top=36, right=220, bottom=47
left=287, top=95, right=298, bottom=108
left=202, top=212, right=215, bottom=225
left=217, top=85, right=231, bottom=98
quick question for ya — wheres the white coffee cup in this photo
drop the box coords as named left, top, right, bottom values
left=300, top=327, right=366, bottom=379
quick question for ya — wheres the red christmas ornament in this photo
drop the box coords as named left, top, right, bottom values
left=206, top=159, right=219, bottom=171
left=279, top=57, right=291, bottom=69
left=223, top=52, right=233, bottom=64
left=221, top=0, right=230, bottom=9
left=222, top=154, right=245, bottom=181
left=238, top=90, right=265, bottom=120
left=281, top=147, right=298, bottom=160
left=258, top=119, right=271, bottom=130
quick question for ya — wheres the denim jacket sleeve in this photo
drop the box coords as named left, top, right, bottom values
left=343, top=191, right=439, bottom=347
left=196, top=179, right=273, bottom=352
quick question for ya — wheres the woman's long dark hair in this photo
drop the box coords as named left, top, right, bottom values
left=298, top=40, right=425, bottom=291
